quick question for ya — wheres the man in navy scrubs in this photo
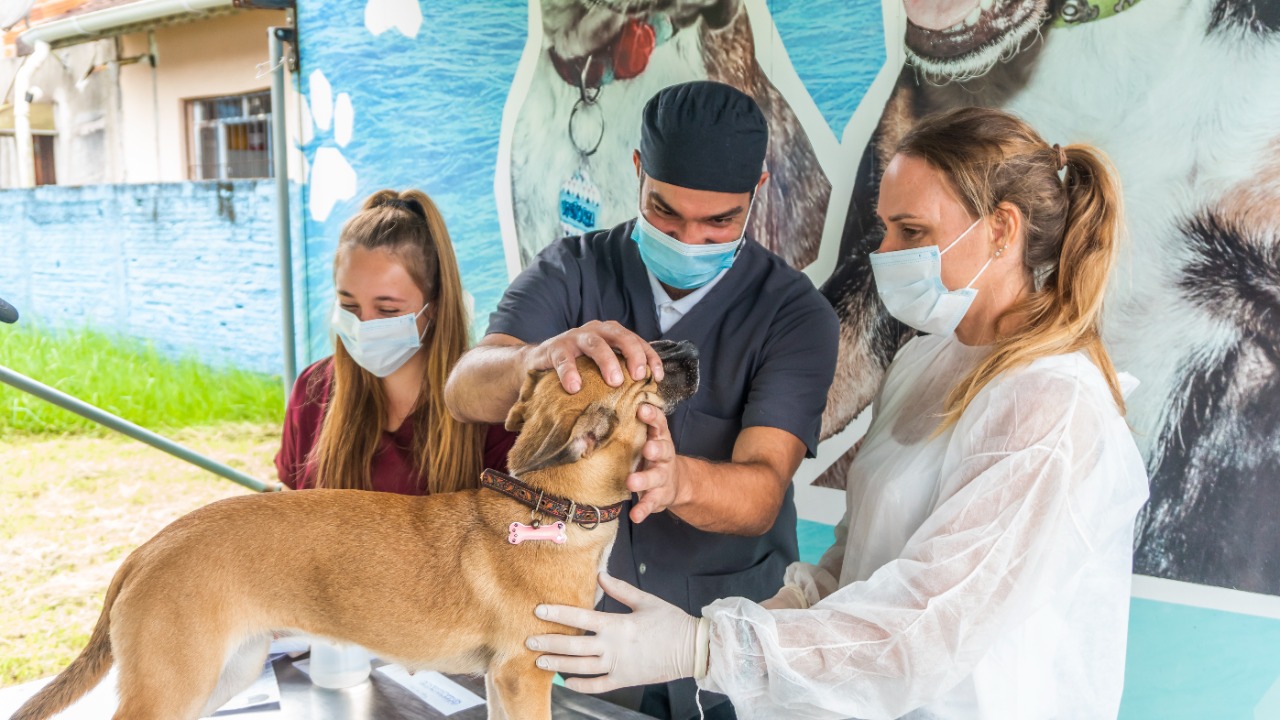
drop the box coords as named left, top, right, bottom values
left=445, top=81, right=838, bottom=720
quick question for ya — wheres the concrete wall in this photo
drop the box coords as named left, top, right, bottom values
left=118, top=9, right=288, bottom=184
left=0, top=179, right=289, bottom=375
left=0, top=40, right=123, bottom=188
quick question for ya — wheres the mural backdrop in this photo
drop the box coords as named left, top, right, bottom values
left=294, top=0, right=1280, bottom=605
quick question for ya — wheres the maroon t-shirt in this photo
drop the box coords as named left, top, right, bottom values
left=275, top=358, right=516, bottom=494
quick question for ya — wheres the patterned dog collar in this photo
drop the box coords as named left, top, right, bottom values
left=480, top=468, right=626, bottom=529
left=1051, top=0, right=1143, bottom=27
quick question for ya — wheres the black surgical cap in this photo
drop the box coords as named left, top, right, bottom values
left=639, top=81, right=768, bottom=194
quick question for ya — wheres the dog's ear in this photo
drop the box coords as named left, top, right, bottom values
left=509, top=401, right=619, bottom=474
left=504, top=370, right=546, bottom=432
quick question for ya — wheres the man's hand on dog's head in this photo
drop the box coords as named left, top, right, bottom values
left=627, top=403, right=685, bottom=524
left=524, top=320, right=665, bottom=394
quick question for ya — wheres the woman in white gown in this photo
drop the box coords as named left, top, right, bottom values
left=526, top=107, right=1150, bottom=720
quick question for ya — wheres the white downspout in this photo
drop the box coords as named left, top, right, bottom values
left=13, top=39, right=51, bottom=188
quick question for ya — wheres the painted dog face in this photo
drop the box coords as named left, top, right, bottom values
left=505, top=0, right=831, bottom=271
left=539, top=0, right=741, bottom=60
left=902, top=0, right=1051, bottom=79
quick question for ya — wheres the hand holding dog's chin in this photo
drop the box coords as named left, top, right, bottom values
left=628, top=405, right=686, bottom=523
left=628, top=467, right=686, bottom=524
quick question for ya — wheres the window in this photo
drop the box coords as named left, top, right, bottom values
left=0, top=101, right=57, bottom=187
left=185, top=90, right=272, bottom=180
left=33, top=134, right=56, bottom=186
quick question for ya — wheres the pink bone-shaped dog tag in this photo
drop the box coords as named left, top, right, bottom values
left=509, top=521, right=567, bottom=545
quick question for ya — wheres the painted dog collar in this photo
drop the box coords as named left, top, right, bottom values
left=1051, top=0, right=1144, bottom=28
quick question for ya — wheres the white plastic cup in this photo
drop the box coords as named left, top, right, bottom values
left=309, top=640, right=371, bottom=689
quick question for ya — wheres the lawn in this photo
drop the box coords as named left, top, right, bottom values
left=0, top=324, right=286, bottom=687
left=0, top=324, right=284, bottom=437
left=0, top=422, right=281, bottom=687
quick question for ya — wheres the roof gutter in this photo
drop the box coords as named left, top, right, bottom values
left=16, top=0, right=235, bottom=54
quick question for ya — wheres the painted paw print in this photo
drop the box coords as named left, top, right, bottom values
left=299, top=69, right=356, bottom=223
left=364, top=0, right=421, bottom=37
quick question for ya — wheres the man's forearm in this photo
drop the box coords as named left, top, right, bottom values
left=444, top=344, right=528, bottom=424
left=668, top=455, right=786, bottom=536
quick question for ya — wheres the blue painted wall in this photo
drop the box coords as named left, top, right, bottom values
left=0, top=180, right=289, bottom=375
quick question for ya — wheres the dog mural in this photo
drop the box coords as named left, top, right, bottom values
left=818, top=0, right=1280, bottom=594
left=11, top=342, right=701, bottom=720
left=505, top=0, right=830, bottom=270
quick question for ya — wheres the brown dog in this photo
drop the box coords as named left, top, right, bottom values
left=11, top=340, right=700, bottom=720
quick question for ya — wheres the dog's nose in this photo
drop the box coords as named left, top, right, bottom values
left=651, top=340, right=699, bottom=408
left=651, top=339, right=698, bottom=364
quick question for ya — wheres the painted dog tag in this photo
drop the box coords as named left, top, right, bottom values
left=509, top=521, right=567, bottom=545
left=558, top=169, right=601, bottom=238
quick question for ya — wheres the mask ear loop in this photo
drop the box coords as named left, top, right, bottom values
left=939, top=217, right=983, bottom=256
left=731, top=192, right=757, bottom=260
left=964, top=239, right=1009, bottom=290
left=414, top=301, right=432, bottom=341
left=965, top=254, right=997, bottom=290
left=937, top=217, right=1001, bottom=290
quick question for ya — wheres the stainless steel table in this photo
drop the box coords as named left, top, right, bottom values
left=260, top=657, right=650, bottom=720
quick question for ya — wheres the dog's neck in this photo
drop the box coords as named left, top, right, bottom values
left=506, top=457, right=630, bottom=510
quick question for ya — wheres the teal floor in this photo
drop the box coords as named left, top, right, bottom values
left=796, top=520, right=1280, bottom=719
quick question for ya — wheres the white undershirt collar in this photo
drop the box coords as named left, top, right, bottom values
left=647, top=267, right=729, bottom=334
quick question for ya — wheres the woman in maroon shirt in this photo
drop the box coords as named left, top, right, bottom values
left=275, top=189, right=513, bottom=494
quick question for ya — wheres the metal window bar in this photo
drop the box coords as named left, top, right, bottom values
left=188, top=91, right=273, bottom=180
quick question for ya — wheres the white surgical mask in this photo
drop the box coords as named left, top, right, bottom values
left=868, top=218, right=994, bottom=336
left=331, top=301, right=429, bottom=377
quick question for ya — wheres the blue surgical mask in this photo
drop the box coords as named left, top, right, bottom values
left=331, top=302, right=430, bottom=377
left=630, top=198, right=754, bottom=290
left=868, top=217, right=993, bottom=336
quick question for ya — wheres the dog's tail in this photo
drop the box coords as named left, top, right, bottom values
left=9, top=562, right=127, bottom=720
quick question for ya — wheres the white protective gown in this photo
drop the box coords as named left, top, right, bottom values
left=699, top=334, right=1150, bottom=719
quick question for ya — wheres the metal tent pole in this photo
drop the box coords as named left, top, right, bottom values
left=0, top=363, right=281, bottom=493
left=269, top=25, right=298, bottom=398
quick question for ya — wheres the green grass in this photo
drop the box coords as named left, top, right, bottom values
left=0, top=324, right=284, bottom=437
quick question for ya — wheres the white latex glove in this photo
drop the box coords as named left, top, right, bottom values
left=526, top=572, right=710, bottom=694
left=758, top=583, right=809, bottom=611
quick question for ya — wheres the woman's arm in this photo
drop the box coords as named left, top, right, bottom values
left=699, top=375, right=1145, bottom=719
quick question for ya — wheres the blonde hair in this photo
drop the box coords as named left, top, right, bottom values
left=895, top=107, right=1126, bottom=429
left=309, top=189, right=485, bottom=492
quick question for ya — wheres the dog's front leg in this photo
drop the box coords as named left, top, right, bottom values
left=488, top=655, right=554, bottom=720
left=485, top=671, right=510, bottom=720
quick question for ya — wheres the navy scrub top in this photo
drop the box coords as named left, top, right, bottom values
left=488, top=219, right=838, bottom=715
